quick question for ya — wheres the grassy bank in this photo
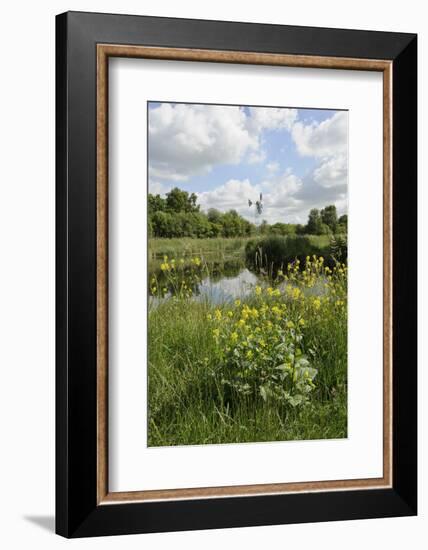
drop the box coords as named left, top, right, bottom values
left=148, top=257, right=347, bottom=446
left=245, top=234, right=347, bottom=272
left=149, top=237, right=252, bottom=261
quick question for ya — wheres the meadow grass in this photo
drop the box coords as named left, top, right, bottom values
left=148, top=257, right=347, bottom=446
left=149, top=237, right=252, bottom=261
left=149, top=235, right=331, bottom=260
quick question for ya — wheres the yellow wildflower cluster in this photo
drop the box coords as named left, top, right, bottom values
left=149, top=255, right=204, bottom=298
left=205, top=255, right=346, bottom=404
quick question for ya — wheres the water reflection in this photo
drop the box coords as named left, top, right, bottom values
left=149, top=258, right=260, bottom=305
left=149, top=258, right=327, bottom=306
left=196, top=268, right=258, bottom=303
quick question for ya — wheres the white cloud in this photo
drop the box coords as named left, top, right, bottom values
left=313, top=153, right=347, bottom=189
left=247, top=107, right=298, bottom=132
left=197, top=172, right=304, bottom=224
left=148, top=105, right=348, bottom=222
left=197, top=178, right=260, bottom=214
left=148, top=103, right=299, bottom=182
left=247, top=149, right=267, bottom=164
left=266, top=161, right=280, bottom=174
left=292, top=111, right=348, bottom=191
left=148, top=180, right=172, bottom=196
left=149, top=103, right=259, bottom=181
left=196, top=164, right=347, bottom=225
left=291, top=111, right=348, bottom=158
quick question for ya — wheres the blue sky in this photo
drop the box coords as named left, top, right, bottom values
left=148, top=102, right=348, bottom=224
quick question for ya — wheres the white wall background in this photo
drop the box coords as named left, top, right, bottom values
left=0, top=1, right=424, bottom=548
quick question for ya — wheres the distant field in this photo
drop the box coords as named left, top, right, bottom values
left=148, top=237, right=252, bottom=261
left=149, top=235, right=331, bottom=261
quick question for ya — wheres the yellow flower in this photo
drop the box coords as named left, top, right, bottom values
left=193, top=257, right=201, bottom=266
left=272, top=288, right=281, bottom=297
left=313, top=298, right=321, bottom=310
left=206, top=313, right=212, bottom=321
left=163, top=255, right=168, bottom=262
left=238, top=319, right=246, bottom=328
left=227, top=310, right=233, bottom=318
left=299, top=318, right=305, bottom=326
left=255, top=286, right=262, bottom=296
left=286, top=320, right=295, bottom=329
left=152, top=287, right=157, bottom=293
left=212, top=328, right=220, bottom=338
left=235, top=299, right=241, bottom=307
left=230, top=332, right=238, bottom=343
left=246, top=350, right=253, bottom=359
left=266, top=287, right=273, bottom=296
left=160, top=262, right=169, bottom=271
left=287, top=287, right=301, bottom=300
left=214, top=309, right=222, bottom=321
left=271, top=305, right=281, bottom=317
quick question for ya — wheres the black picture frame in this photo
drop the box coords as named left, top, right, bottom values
left=56, top=11, right=417, bottom=538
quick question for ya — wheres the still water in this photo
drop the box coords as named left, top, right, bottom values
left=149, top=257, right=262, bottom=305
left=194, top=268, right=259, bottom=303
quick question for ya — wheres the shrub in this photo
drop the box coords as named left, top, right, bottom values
left=208, top=290, right=317, bottom=407
left=245, top=235, right=328, bottom=272
left=329, top=234, right=348, bottom=264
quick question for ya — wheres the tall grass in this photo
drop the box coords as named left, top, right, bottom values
left=149, top=237, right=251, bottom=261
left=245, top=234, right=335, bottom=272
left=148, top=257, right=347, bottom=446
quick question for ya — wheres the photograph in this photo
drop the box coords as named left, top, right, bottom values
left=147, top=101, right=349, bottom=447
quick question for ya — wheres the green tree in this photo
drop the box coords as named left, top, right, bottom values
left=259, top=220, right=269, bottom=235
left=269, top=223, right=297, bottom=236
left=148, top=194, right=166, bottom=215
left=337, top=214, right=348, bottom=234
left=320, top=205, right=338, bottom=232
left=207, top=208, right=222, bottom=224
left=165, top=187, right=200, bottom=213
left=306, top=209, right=323, bottom=235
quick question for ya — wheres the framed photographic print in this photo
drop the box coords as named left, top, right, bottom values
left=56, top=11, right=417, bottom=538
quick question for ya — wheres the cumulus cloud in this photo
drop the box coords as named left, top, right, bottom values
left=197, top=172, right=304, bottom=224
left=148, top=103, right=299, bottom=182
left=148, top=179, right=172, bottom=196
left=148, top=104, right=348, bottom=223
left=197, top=178, right=261, bottom=215
left=266, top=161, right=280, bottom=174
left=293, top=166, right=348, bottom=220
left=247, top=107, right=298, bottom=132
left=149, top=103, right=259, bottom=181
left=291, top=111, right=348, bottom=191
left=313, top=153, right=347, bottom=189
left=291, top=111, right=348, bottom=158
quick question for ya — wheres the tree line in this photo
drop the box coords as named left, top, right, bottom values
left=148, top=187, right=347, bottom=239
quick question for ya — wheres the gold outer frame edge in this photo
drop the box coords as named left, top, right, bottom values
left=96, top=44, right=393, bottom=505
